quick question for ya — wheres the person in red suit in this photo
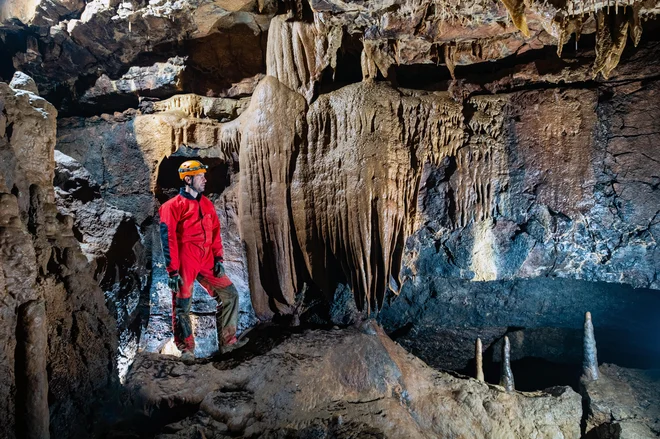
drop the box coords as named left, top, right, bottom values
left=159, top=160, right=246, bottom=363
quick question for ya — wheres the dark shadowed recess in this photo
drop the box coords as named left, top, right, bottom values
left=380, top=277, right=660, bottom=391
left=317, top=31, right=364, bottom=97
left=135, top=25, right=267, bottom=97
left=155, top=154, right=232, bottom=204
left=0, top=22, right=28, bottom=82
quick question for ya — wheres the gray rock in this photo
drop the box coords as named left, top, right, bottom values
left=54, top=150, right=146, bottom=381
left=9, top=71, right=39, bottom=95
left=583, top=364, right=660, bottom=438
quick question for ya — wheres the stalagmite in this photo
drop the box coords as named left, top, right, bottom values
left=500, top=336, right=515, bottom=391
left=582, top=312, right=599, bottom=381
left=476, top=338, right=484, bottom=382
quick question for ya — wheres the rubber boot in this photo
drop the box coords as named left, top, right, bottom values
left=180, top=350, right=195, bottom=365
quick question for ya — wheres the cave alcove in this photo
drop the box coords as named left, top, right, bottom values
left=155, top=154, right=232, bottom=205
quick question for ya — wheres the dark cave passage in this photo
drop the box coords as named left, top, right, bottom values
left=382, top=278, right=660, bottom=392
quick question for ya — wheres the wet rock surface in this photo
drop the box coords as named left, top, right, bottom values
left=117, top=323, right=582, bottom=438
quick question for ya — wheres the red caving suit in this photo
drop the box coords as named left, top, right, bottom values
left=159, top=188, right=238, bottom=353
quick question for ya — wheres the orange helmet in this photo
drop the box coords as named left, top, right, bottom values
left=178, top=160, right=208, bottom=180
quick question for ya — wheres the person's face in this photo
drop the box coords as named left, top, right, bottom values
left=188, top=173, right=206, bottom=193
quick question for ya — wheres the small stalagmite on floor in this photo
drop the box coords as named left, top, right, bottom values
left=500, top=335, right=515, bottom=392
left=475, top=337, right=484, bottom=382
left=582, top=311, right=599, bottom=381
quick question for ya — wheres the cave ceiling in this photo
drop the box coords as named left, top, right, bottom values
left=0, top=0, right=659, bottom=114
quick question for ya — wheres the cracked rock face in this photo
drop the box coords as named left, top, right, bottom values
left=0, top=0, right=274, bottom=114
left=53, top=150, right=146, bottom=381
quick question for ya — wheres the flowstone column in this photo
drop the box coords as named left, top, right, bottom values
left=16, top=300, right=49, bottom=439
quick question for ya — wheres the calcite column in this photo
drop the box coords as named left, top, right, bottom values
left=16, top=300, right=49, bottom=439
left=238, top=75, right=307, bottom=319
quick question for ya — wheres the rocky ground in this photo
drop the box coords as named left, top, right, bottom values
left=110, top=322, right=584, bottom=439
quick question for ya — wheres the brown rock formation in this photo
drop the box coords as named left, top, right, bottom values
left=54, top=150, right=145, bottom=379
left=266, top=14, right=342, bottom=101
left=292, top=81, right=462, bottom=312
left=0, top=80, right=116, bottom=438
left=124, top=322, right=583, bottom=438
left=238, top=75, right=307, bottom=319
left=1, top=0, right=274, bottom=114
left=583, top=363, right=660, bottom=437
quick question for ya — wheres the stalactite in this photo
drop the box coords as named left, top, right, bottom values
left=266, top=15, right=342, bottom=102
left=444, top=44, right=456, bottom=79
left=556, top=15, right=584, bottom=57
left=593, top=9, right=630, bottom=79
left=361, top=39, right=397, bottom=82
left=292, top=82, right=466, bottom=312
left=500, top=0, right=530, bottom=37
left=628, top=2, right=643, bottom=47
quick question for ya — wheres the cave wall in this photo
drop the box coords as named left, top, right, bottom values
left=0, top=0, right=657, bottom=436
left=54, top=35, right=660, bottom=329
left=379, top=78, right=660, bottom=371
left=0, top=80, right=116, bottom=438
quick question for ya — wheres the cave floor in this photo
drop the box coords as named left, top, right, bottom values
left=102, top=321, right=602, bottom=439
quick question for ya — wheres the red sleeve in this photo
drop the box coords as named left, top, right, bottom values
left=211, top=207, right=224, bottom=262
left=159, top=199, right=181, bottom=274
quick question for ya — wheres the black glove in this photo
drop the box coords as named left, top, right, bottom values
left=168, top=272, right=182, bottom=292
left=213, top=258, right=225, bottom=278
